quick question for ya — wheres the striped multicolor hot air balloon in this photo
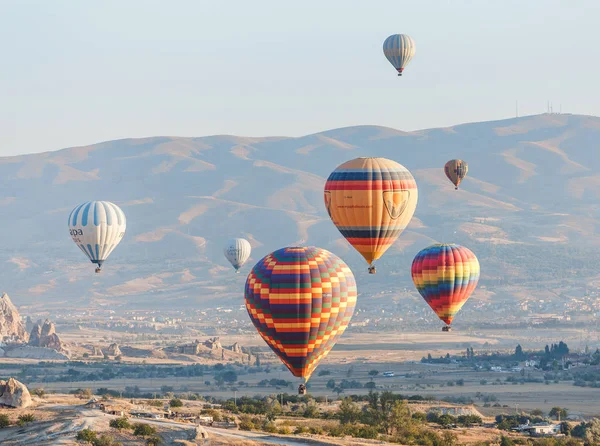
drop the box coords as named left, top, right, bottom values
left=244, top=247, right=357, bottom=384
left=68, top=201, right=126, bottom=273
left=324, top=157, right=418, bottom=274
left=383, top=34, right=416, bottom=76
left=444, top=159, right=469, bottom=190
left=411, top=244, right=480, bottom=331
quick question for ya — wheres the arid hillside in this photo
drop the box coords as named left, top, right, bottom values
left=2, top=113, right=600, bottom=309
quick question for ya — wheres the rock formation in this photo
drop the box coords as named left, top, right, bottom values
left=0, top=378, right=32, bottom=408
left=25, top=316, right=34, bottom=333
left=28, top=319, right=69, bottom=355
left=188, top=425, right=208, bottom=440
left=105, top=343, right=121, bottom=357
left=203, top=337, right=222, bottom=350
left=0, top=293, right=27, bottom=341
left=92, top=346, right=103, bottom=356
left=229, top=342, right=243, bottom=354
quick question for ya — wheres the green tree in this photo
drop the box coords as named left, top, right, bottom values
left=368, top=370, right=379, bottom=378
left=109, top=416, right=132, bottom=430
left=346, top=365, right=355, bottom=378
left=514, top=344, right=525, bottom=360
left=585, top=419, right=600, bottom=445
left=326, top=379, right=336, bottom=390
left=169, top=398, right=183, bottom=408
left=499, top=436, right=515, bottom=446
left=549, top=407, right=568, bottom=420
left=338, top=397, right=360, bottom=424
left=133, top=423, right=157, bottom=437
left=145, top=437, right=162, bottom=446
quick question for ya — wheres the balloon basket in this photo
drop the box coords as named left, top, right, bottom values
left=298, top=384, right=307, bottom=395
left=95, top=268, right=101, bottom=274
left=442, top=326, right=452, bottom=332
left=368, top=266, right=376, bottom=275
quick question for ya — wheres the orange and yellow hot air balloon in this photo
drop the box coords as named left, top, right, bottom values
left=244, top=247, right=357, bottom=387
left=324, top=157, right=418, bottom=274
left=411, top=244, right=480, bottom=331
left=444, top=159, right=468, bottom=190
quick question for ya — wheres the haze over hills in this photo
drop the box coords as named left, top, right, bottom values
left=3, top=113, right=600, bottom=312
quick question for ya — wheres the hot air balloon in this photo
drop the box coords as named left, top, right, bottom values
left=444, top=159, right=469, bottom=190
left=224, top=238, right=251, bottom=273
left=244, top=247, right=357, bottom=392
left=324, top=157, right=418, bottom=274
left=68, top=201, right=126, bottom=273
left=411, top=244, right=480, bottom=331
left=383, top=34, right=416, bottom=76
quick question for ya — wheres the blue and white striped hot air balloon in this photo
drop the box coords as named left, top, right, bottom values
left=224, top=238, right=251, bottom=273
left=383, top=34, right=416, bottom=76
left=68, top=201, right=126, bottom=273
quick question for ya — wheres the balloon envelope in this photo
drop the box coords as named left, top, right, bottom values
left=68, top=201, right=126, bottom=268
left=324, top=157, right=418, bottom=267
left=224, top=238, right=251, bottom=272
left=444, top=159, right=469, bottom=189
left=244, top=247, right=357, bottom=381
left=411, top=244, right=480, bottom=325
left=383, top=34, right=416, bottom=75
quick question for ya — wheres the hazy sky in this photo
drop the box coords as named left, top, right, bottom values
left=1, top=0, right=599, bottom=155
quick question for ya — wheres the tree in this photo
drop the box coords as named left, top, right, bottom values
left=318, top=369, right=331, bottom=376
left=585, top=419, right=600, bottom=445
left=333, top=386, right=344, bottom=396
left=549, top=407, right=568, bottom=420
left=499, top=436, right=515, bottom=446
left=326, top=379, right=336, bottom=390
left=368, top=370, right=379, bottom=378
left=338, top=397, right=360, bottom=424
left=133, top=423, right=157, bottom=437
left=346, top=365, right=355, bottom=378
left=514, top=344, right=525, bottom=360
left=365, top=382, right=376, bottom=390
left=109, top=416, right=132, bottom=430
left=169, top=398, right=183, bottom=408
left=530, top=408, right=544, bottom=417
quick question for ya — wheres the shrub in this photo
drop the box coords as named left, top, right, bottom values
left=76, top=428, right=98, bottom=443
left=278, top=426, right=291, bottom=435
left=263, top=422, right=278, bottom=433
left=133, top=423, right=157, bottom=437
left=238, top=415, right=255, bottom=431
left=309, top=426, right=324, bottom=435
left=95, top=434, right=122, bottom=446
left=169, top=398, right=183, bottom=408
left=145, top=437, right=162, bottom=446
left=109, top=416, right=132, bottom=430
left=17, top=414, right=35, bottom=426
left=0, top=414, right=10, bottom=428
left=294, top=425, right=308, bottom=434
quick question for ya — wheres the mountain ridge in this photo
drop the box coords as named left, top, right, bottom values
left=1, top=113, right=599, bottom=314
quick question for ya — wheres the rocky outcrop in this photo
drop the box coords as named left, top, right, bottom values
left=0, top=293, right=27, bottom=341
left=28, top=319, right=69, bottom=356
left=92, top=346, right=103, bottom=356
left=188, top=425, right=208, bottom=440
left=105, top=343, right=121, bottom=357
left=0, top=378, right=32, bottom=408
left=25, top=316, right=34, bottom=333
left=229, top=342, right=243, bottom=354
left=203, top=337, right=222, bottom=350
left=4, top=345, right=69, bottom=360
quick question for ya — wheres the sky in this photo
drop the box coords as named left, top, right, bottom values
left=1, top=0, right=599, bottom=155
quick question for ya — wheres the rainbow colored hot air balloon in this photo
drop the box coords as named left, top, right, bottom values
left=244, top=247, right=357, bottom=383
left=444, top=159, right=469, bottom=190
left=411, top=244, right=480, bottom=331
left=324, top=157, right=418, bottom=274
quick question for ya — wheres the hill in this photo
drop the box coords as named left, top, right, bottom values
left=2, top=113, right=600, bottom=313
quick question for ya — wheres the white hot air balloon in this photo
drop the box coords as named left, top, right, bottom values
left=224, top=238, right=251, bottom=273
left=68, top=201, right=126, bottom=273
left=383, top=34, right=416, bottom=76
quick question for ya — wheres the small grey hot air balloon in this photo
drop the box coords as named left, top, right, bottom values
left=383, top=34, right=416, bottom=76
left=224, top=238, right=251, bottom=273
